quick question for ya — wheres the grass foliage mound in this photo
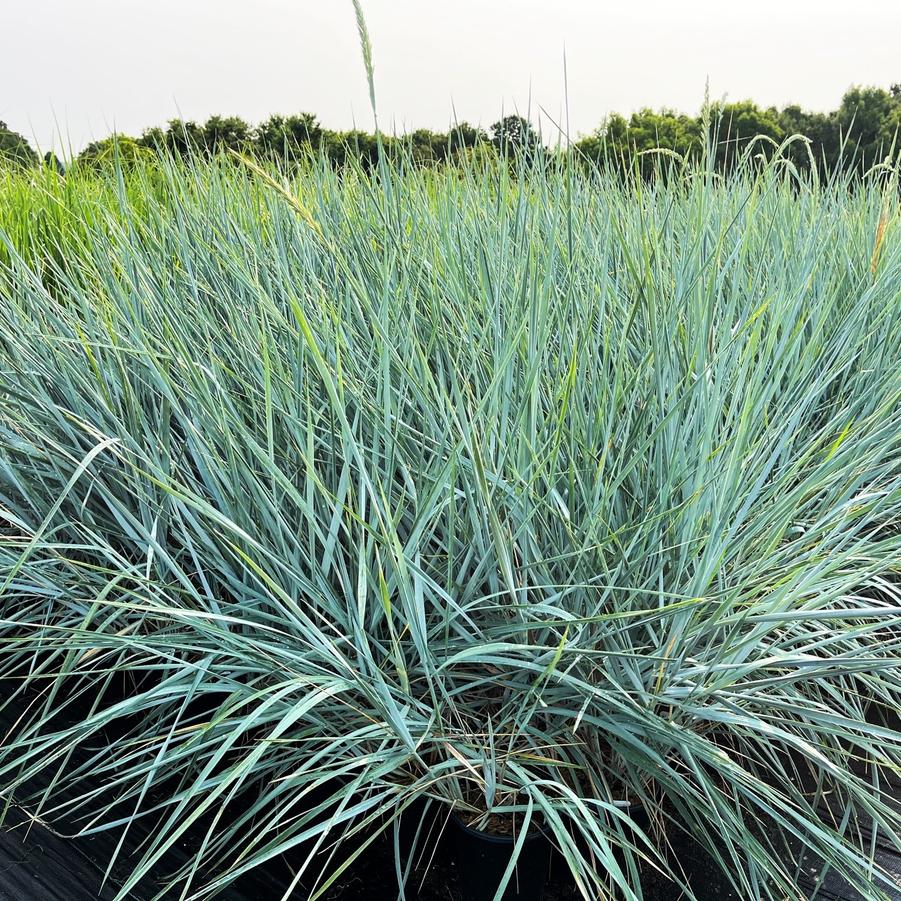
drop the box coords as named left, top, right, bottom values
left=1, top=148, right=900, bottom=900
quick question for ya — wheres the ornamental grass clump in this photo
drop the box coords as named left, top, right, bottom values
left=0, top=143, right=900, bottom=901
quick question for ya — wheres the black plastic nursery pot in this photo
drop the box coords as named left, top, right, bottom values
left=451, top=815, right=552, bottom=901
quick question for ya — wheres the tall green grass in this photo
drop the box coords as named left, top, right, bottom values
left=1, top=146, right=900, bottom=901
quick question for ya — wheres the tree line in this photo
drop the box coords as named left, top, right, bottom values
left=2, top=83, right=900, bottom=175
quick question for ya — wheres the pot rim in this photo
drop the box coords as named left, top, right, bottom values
left=451, top=800, right=646, bottom=844
left=451, top=812, right=547, bottom=844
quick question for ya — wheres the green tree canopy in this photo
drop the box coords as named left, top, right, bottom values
left=76, top=135, right=149, bottom=169
left=576, top=108, right=700, bottom=175
left=774, top=105, right=836, bottom=173
left=202, top=115, right=252, bottom=153
left=491, top=115, right=541, bottom=158
left=835, top=86, right=901, bottom=169
left=47, top=82, right=901, bottom=179
left=43, top=151, right=66, bottom=175
left=0, top=121, right=38, bottom=167
left=138, top=119, right=205, bottom=156
left=449, top=122, right=488, bottom=153
left=406, top=128, right=445, bottom=163
left=254, top=113, right=323, bottom=160
left=708, top=101, right=784, bottom=168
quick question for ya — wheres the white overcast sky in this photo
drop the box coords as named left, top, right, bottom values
left=4, top=0, right=901, bottom=154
